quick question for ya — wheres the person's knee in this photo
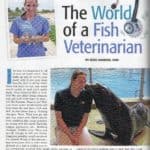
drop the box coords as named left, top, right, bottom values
left=55, top=128, right=72, bottom=145
left=79, top=127, right=93, bottom=145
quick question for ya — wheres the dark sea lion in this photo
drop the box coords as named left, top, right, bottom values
left=85, top=83, right=150, bottom=145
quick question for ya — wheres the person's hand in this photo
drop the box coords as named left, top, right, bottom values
left=73, top=136, right=80, bottom=145
left=71, top=130, right=81, bottom=145
left=20, top=35, right=31, bottom=44
left=67, top=132, right=79, bottom=145
left=69, top=134, right=79, bottom=145
left=30, top=36, right=42, bottom=43
left=73, top=128, right=83, bottom=145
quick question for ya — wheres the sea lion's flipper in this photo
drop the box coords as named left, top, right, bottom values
left=96, top=120, right=104, bottom=124
left=146, top=122, right=150, bottom=127
left=146, top=108, right=150, bottom=127
left=88, top=129, right=106, bottom=138
left=88, top=129, right=114, bottom=140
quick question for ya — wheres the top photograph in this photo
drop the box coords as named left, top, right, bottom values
left=8, top=0, right=56, bottom=58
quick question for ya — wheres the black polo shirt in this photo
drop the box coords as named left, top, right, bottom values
left=54, top=88, right=93, bottom=127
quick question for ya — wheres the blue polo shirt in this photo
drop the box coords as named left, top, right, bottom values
left=10, top=15, right=50, bottom=57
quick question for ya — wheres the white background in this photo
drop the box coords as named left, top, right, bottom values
left=0, top=0, right=150, bottom=149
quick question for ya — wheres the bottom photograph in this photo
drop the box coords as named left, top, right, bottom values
left=50, top=68, right=150, bottom=145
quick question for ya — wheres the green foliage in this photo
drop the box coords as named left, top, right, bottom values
left=39, top=9, right=51, bottom=13
left=8, top=8, right=51, bottom=18
left=8, top=7, right=22, bottom=20
left=49, top=25, right=56, bottom=44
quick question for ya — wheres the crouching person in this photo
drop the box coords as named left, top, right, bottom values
left=54, top=70, right=93, bottom=145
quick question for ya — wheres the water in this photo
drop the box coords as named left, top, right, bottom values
left=51, top=68, right=150, bottom=103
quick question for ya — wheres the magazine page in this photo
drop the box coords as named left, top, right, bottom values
left=0, top=0, right=150, bottom=150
